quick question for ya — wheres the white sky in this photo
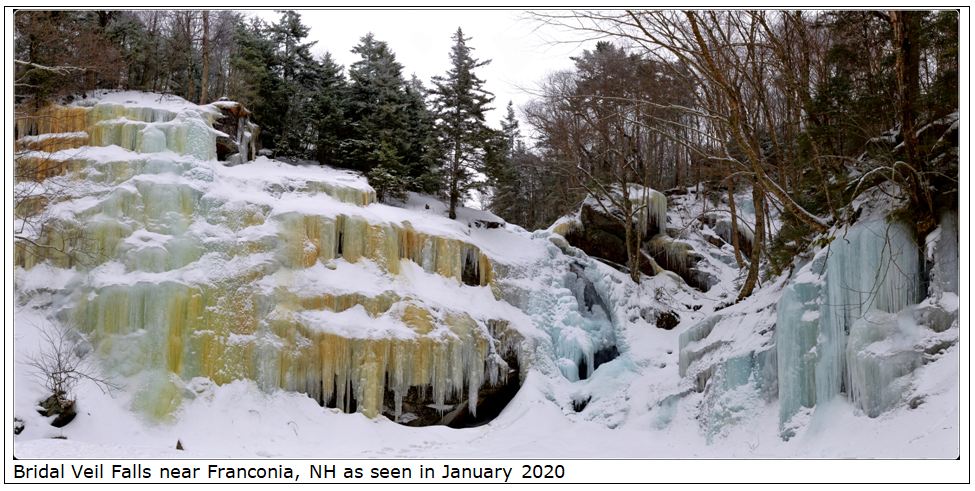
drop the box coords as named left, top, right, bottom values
left=250, top=9, right=593, bottom=131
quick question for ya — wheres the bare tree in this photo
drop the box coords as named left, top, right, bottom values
left=527, top=10, right=836, bottom=299
left=14, top=62, right=100, bottom=270
left=524, top=43, right=687, bottom=283
left=199, top=10, right=210, bottom=104
left=23, top=318, right=120, bottom=410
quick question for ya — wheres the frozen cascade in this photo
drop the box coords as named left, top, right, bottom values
left=818, top=219, right=921, bottom=409
left=927, top=209, right=959, bottom=297
left=555, top=262, right=617, bottom=381
left=678, top=315, right=724, bottom=380
left=15, top=93, right=529, bottom=424
left=510, top=233, right=624, bottom=387
left=776, top=254, right=826, bottom=431
left=677, top=309, right=778, bottom=442
left=777, top=218, right=923, bottom=433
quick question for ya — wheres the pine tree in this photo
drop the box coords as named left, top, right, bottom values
left=347, top=33, right=410, bottom=179
left=268, top=10, right=319, bottom=158
left=485, top=101, right=523, bottom=220
left=307, top=52, right=349, bottom=167
left=429, top=27, right=495, bottom=219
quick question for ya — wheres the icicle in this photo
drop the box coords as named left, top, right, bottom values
left=649, top=235, right=695, bottom=277
left=818, top=219, right=920, bottom=405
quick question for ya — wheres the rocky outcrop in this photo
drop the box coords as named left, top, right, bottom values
left=644, top=235, right=716, bottom=292
left=555, top=189, right=719, bottom=291
left=558, top=188, right=667, bottom=278
left=38, top=394, right=76, bottom=428
left=212, top=100, right=260, bottom=165
left=699, top=213, right=753, bottom=260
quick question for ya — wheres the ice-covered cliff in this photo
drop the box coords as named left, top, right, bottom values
left=14, top=92, right=541, bottom=427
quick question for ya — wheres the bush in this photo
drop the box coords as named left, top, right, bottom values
left=23, top=319, right=119, bottom=421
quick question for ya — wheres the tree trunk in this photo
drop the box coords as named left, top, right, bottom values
left=199, top=11, right=209, bottom=105
left=727, top=163, right=744, bottom=268
left=890, top=10, right=934, bottom=234
left=449, top=144, right=460, bottom=219
left=890, top=10, right=922, bottom=171
left=623, top=194, right=641, bottom=284
left=737, top=184, right=765, bottom=301
left=184, top=14, right=194, bottom=102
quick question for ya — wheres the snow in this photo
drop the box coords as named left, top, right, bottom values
left=10, top=94, right=962, bottom=472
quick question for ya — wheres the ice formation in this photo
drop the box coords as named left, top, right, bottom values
left=499, top=234, right=622, bottom=385
left=663, top=188, right=953, bottom=444
left=927, top=210, right=959, bottom=298
left=14, top=93, right=526, bottom=423
left=777, top=219, right=926, bottom=432
left=677, top=306, right=778, bottom=443
left=776, top=255, right=826, bottom=427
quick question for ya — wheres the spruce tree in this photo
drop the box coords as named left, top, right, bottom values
left=346, top=34, right=437, bottom=201
left=429, top=27, right=494, bottom=219
left=268, top=10, right=319, bottom=158
left=347, top=34, right=410, bottom=190
left=485, top=101, right=522, bottom=220
left=307, top=52, right=349, bottom=167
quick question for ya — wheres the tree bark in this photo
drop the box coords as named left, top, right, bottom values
left=890, top=11, right=922, bottom=171
left=199, top=11, right=209, bottom=105
left=737, top=184, right=765, bottom=301
left=889, top=10, right=934, bottom=234
left=727, top=163, right=744, bottom=268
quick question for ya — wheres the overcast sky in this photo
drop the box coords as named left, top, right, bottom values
left=251, top=9, right=594, bottom=133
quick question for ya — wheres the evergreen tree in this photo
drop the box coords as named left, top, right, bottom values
left=228, top=11, right=320, bottom=158
left=499, top=100, right=520, bottom=157
left=485, top=101, right=522, bottom=219
left=402, top=75, right=440, bottom=193
left=267, top=10, right=319, bottom=158
left=307, top=52, right=350, bottom=167
left=347, top=34, right=437, bottom=200
left=429, top=27, right=495, bottom=219
left=347, top=33, right=410, bottom=178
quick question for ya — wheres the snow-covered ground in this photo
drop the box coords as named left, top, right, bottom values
left=9, top=94, right=965, bottom=482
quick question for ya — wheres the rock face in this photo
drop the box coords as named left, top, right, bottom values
left=565, top=204, right=638, bottom=269
left=556, top=187, right=667, bottom=278
left=211, top=100, right=260, bottom=165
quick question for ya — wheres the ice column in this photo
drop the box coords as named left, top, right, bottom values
left=818, top=219, right=920, bottom=405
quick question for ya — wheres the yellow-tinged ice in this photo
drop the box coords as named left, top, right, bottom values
left=18, top=95, right=518, bottom=421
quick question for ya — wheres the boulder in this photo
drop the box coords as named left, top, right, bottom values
left=655, top=310, right=680, bottom=330
left=38, top=394, right=76, bottom=428
left=562, top=202, right=657, bottom=276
